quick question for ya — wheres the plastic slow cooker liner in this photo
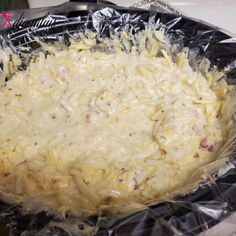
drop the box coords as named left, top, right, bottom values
left=0, top=2, right=236, bottom=235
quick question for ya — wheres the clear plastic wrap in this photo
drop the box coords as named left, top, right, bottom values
left=0, top=2, right=236, bottom=236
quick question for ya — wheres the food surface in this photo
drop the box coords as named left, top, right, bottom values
left=0, top=30, right=231, bottom=216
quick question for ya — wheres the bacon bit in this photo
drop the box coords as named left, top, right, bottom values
left=51, top=114, right=56, bottom=119
left=200, top=138, right=208, bottom=148
left=207, top=145, right=214, bottom=152
left=160, top=148, right=167, bottom=155
left=104, top=196, right=113, bottom=202
left=200, top=138, right=214, bottom=152
left=49, top=179, right=57, bottom=184
left=193, top=153, right=200, bottom=159
left=4, top=172, right=9, bottom=177
left=134, top=185, right=139, bottom=190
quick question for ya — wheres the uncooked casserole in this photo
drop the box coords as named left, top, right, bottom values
left=0, top=29, right=233, bottom=217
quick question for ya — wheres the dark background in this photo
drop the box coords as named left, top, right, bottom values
left=0, top=0, right=29, bottom=10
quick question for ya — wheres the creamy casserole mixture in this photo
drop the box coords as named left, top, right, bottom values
left=0, top=30, right=231, bottom=215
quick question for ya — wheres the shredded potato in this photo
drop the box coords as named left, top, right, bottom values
left=0, top=29, right=232, bottom=216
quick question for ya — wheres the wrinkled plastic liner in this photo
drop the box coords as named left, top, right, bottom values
left=0, top=2, right=236, bottom=236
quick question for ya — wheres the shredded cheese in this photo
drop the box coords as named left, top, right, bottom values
left=0, top=30, right=232, bottom=216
